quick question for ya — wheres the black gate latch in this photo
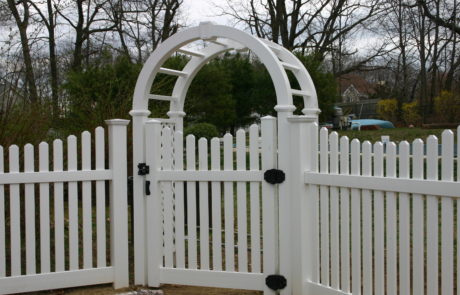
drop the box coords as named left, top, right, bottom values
left=138, top=163, right=150, bottom=175
left=265, top=274, right=287, bottom=291
left=145, top=181, right=151, bottom=195
left=264, top=169, right=285, bottom=184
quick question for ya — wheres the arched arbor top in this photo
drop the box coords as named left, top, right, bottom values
left=131, top=22, right=320, bottom=124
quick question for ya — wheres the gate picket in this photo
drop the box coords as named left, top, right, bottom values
left=236, top=130, right=248, bottom=272
left=249, top=124, right=261, bottom=273
left=210, top=137, right=222, bottom=271
left=186, top=135, right=198, bottom=269
left=223, top=133, right=235, bottom=272
left=198, top=137, right=210, bottom=270
left=163, top=127, right=174, bottom=268
left=174, top=131, right=186, bottom=269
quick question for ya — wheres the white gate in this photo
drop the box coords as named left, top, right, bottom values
left=144, top=118, right=279, bottom=292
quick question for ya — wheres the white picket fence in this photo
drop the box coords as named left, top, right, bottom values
left=1, top=117, right=460, bottom=295
left=0, top=120, right=129, bottom=295
left=303, top=126, right=460, bottom=295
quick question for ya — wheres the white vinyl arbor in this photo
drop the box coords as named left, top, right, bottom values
left=130, top=22, right=320, bottom=295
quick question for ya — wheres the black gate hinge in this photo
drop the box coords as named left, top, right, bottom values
left=265, top=274, right=287, bottom=291
left=138, top=163, right=150, bottom=175
left=264, top=169, right=285, bottom=184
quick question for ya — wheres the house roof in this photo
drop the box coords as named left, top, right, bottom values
left=337, top=74, right=376, bottom=96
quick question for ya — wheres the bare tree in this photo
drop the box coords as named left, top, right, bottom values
left=110, top=0, right=183, bottom=63
left=219, top=0, right=389, bottom=74
left=56, top=0, right=118, bottom=70
left=418, top=0, right=460, bottom=34
left=28, top=0, right=60, bottom=117
left=6, top=0, right=39, bottom=102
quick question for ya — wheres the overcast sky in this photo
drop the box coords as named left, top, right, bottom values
left=183, top=0, right=234, bottom=26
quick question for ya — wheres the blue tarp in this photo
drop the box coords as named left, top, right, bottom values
left=351, top=119, right=395, bottom=129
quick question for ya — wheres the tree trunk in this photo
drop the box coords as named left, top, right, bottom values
left=7, top=0, right=39, bottom=103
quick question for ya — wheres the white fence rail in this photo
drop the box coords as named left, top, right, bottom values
left=0, top=120, right=129, bottom=295
left=304, top=126, right=460, bottom=295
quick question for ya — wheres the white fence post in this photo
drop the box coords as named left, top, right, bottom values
left=106, top=119, right=130, bottom=289
left=144, top=119, right=163, bottom=287
left=286, top=116, right=315, bottom=295
left=130, top=109, right=151, bottom=285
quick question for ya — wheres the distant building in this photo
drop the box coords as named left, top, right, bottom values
left=336, top=74, right=380, bottom=119
left=338, top=74, right=376, bottom=103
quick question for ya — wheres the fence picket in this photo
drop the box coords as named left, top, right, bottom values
left=373, top=142, right=384, bottom=295
left=67, top=135, right=79, bottom=270
left=339, top=136, right=350, bottom=292
left=39, top=142, right=51, bottom=273
left=82, top=131, right=92, bottom=269
left=236, top=129, right=248, bottom=272
left=9, top=145, right=21, bottom=276
left=362, top=141, right=372, bottom=295
left=0, top=146, right=4, bottom=277
left=174, top=131, right=186, bottom=269
left=186, top=135, right=197, bottom=269
left=350, top=139, right=361, bottom=295
left=398, top=141, right=410, bottom=295
left=249, top=124, right=260, bottom=273
left=441, top=130, right=454, bottom=295
left=223, top=133, right=235, bottom=271
left=95, top=128, right=106, bottom=268
left=319, top=127, right=329, bottom=286
left=162, top=127, right=174, bottom=268
left=210, top=137, right=222, bottom=271
left=412, top=139, right=424, bottom=295
left=53, top=140, right=65, bottom=272
left=385, top=142, right=397, bottom=295
left=427, top=135, right=439, bottom=295
left=329, top=132, right=339, bottom=289
left=25, top=144, right=36, bottom=275
left=198, top=137, right=210, bottom=270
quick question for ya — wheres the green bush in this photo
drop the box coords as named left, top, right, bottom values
left=377, top=98, right=398, bottom=122
left=434, top=91, right=460, bottom=123
left=184, top=123, right=219, bottom=140
left=402, top=100, right=422, bottom=126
